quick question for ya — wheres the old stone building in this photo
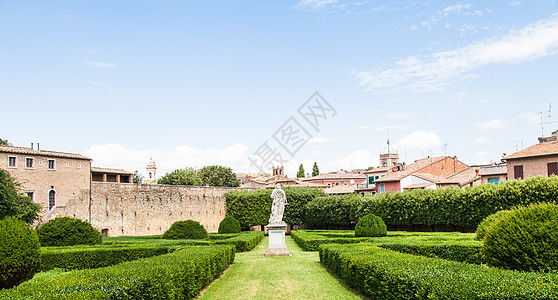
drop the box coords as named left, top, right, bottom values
left=0, top=145, right=92, bottom=224
left=0, top=145, right=233, bottom=236
left=504, top=137, right=558, bottom=179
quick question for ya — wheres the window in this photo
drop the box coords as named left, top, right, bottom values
left=47, top=159, right=56, bottom=170
left=66, top=162, right=70, bottom=168
left=548, top=162, right=558, bottom=176
left=380, top=183, right=385, bottom=193
left=25, top=157, right=34, bottom=169
left=48, top=190, right=56, bottom=210
left=514, top=165, right=523, bottom=179
left=369, top=177, right=374, bottom=184
left=78, top=163, right=81, bottom=168
left=25, top=191, right=34, bottom=201
left=7, top=156, right=17, bottom=168
left=488, top=178, right=499, bottom=185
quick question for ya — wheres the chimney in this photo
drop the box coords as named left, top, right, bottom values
left=475, top=169, right=479, bottom=176
left=31, top=143, right=33, bottom=150
left=37, top=143, right=40, bottom=151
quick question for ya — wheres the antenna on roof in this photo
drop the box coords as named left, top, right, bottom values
left=442, top=143, right=449, bottom=155
left=539, top=102, right=556, bottom=137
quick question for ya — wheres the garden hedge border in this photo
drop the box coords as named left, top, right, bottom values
left=210, top=231, right=264, bottom=252
left=320, top=243, right=558, bottom=299
left=1, top=245, right=235, bottom=300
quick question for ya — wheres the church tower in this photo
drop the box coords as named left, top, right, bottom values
left=144, top=156, right=157, bottom=184
left=379, top=139, right=399, bottom=167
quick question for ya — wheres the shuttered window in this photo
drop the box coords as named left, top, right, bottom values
left=548, top=162, right=558, bottom=176
left=514, top=165, right=524, bottom=179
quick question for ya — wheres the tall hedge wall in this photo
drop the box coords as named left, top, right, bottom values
left=307, top=176, right=558, bottom=228
left=226, top=187, right=326, bottom=227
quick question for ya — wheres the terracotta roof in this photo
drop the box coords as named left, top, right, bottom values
left=413, top=173, right=446, bottom=183
left=479, top=164, right=507, bottom=176
left=364, top=166, right=394, bottom=174
left=504, top=141, right=558, bottom=160
left=0, top=145, right=91, bottom=160
left=375, top=156, right=450, bottom=182
left=324, top=184, right=357, bottom=195
left=442, top=167, right=480, bottom=185
left=300, top=171, right=366, bottom=182
left=91, top=167, right=133, bottom=175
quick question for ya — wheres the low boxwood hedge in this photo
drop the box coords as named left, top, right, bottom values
left=210, top=231, right=264, bottom=252
left=0, top=245, right=235, bottom=299
left=291, top=230, right=369, bottom=251
left=320, top=243, right=558, bottom=299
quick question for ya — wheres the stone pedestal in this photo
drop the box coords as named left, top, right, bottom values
left=264, top=224, right=291, bottom=257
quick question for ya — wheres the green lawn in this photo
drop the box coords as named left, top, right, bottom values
left=198, top=235, right=364, bottom=300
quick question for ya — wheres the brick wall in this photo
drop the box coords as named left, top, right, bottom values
left=64, top=182, right=234, bottom=237
left=507, top=155, right=558, bottom=179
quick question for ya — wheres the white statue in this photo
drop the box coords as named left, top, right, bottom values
left=269, top=183, right=288, bottom=225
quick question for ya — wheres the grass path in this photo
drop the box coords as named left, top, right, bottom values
left=197, top=236, right=364, bottom=300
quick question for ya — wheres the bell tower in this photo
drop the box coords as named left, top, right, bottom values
left=379, top=139, right=399, bottom=167
left=144, top=156, right=157, bottom=184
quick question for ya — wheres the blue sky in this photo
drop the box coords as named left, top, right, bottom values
left=2, top=0, right=558, bottom=177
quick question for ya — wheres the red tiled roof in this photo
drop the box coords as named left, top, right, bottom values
left=324, top=184, right=357, bottom=194
left=442, top=167, right=480, bottom=185
left=375, top=156, right=449, bottom=182
left=301, top=171, right=366, bottom=182
left=504, top=141, right=558, bottom=160
left=0, top=146, right=91, bottom=160
left=364, top=166, right=394, bottom=174
left=403, top=183, right=435, bottom=190
left=91, top=167, right=133, bottom=175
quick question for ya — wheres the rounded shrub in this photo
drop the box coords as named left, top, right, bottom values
left=36, top=217, right=102, bottom=246
left=355, top=213, right=387, bottom=237
left=483, top=203, right=558, bottom=272
left=0, top=217, right=41, bottom=289
left=475, top=209, right=512, bottom=241
left=163, top=220, right=208, bottom=240
left=218, top=216, right=241, bottom=234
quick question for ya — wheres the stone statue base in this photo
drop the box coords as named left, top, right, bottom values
left=264, top=224, right=291, bottom=257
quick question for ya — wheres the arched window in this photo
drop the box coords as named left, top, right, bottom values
left=149, top=172, right=152, bottom=179
left=49, top=190, right=56, bottom=210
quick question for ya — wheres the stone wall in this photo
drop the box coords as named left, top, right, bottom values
left=65, top=182, right=234, bottom=237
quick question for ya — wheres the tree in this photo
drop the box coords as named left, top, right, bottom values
left=0, top=138, right=10, bottom=146
left=297, top=164, right=305, bottom=178
left=0, top=169, right=41, bottom=224
left=312, top=162, right=320, bottom=177
left=198, top=165, right=240, bottom=187
left=158, top=168, right=200, bottom=186
left=133, top=170, right=144, bottom=184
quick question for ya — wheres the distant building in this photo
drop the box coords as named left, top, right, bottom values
left=479, top=163, right=507, bottom=185
left=91, top=167, right=133, bottom=183
left=356, top=139, right=404, bottom=195
left=504, top=132, right=558, bottom=179
left=374, top=156, right=468, bottom=193
left=0, top=145, right=91, bottom=224
left=240, top=166, right=328, bottom=189
left=300, top=169, right=366, bottom=187
left=143, top=157, right=157, bottom=184
left=437, top=166, right=482, bottom=189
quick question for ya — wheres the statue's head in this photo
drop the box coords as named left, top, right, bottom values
left=275, top=183, right=281, bottom=189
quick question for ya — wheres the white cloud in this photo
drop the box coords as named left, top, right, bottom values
left=443, top=4, right=472, bottom=17
left=476, top=119, right=508, bottom=130
left=478, top=99, right=489, bottom=104
left=520, top=112, right=541, bottom=125
left=474, top=136, right=496, bottom=145
left=356, top=16, right=558, bottom=93
left=83, top=143, right=250, bottom=178
left=82, top=60, right=116, bottom=68
left=394, top=130, right=442, bottom=150
left=308, top=137, right=332, bottom=143
left=330, top=150, right=377, bottom=170
left=292, top=0, right=338, bottom=10
left=510, top=1, right=521, bottom=7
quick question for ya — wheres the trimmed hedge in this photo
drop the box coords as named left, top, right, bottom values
left=379, top=240, right=483, bottom=264
left=475, top=209, right=512, bottom=241
left=162, top=220, right=208, bottom=240
left=299, top=176, right=558, bottom=229
left=36, top=217, right=102, bottom=247
left=320, top=243, right=558, bottom=299
left=226, top=187, right=326, bottom=227
left=218, top=216, right=241, bottom=234
left=39, top=243, right=196, bottom=272
left=304, top=194, right=360, bottom=226
left=0, top=217, right=41, bottom=289
left=483, top=203, right=558, bottom=272
left=210, top=231, right=264, bottom=252
left=291, top=230, right=370, bottom=251
left=355, top=213, right=387, bottom=237
left=0, top=245, right=235, bottom=299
